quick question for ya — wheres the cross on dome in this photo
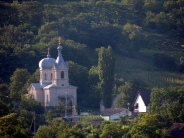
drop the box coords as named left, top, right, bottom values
left=48, top=48, right=50, bottom=54
left=58, top=37, right=62, bottom=45
left=47, top=47, right=50, bottom=58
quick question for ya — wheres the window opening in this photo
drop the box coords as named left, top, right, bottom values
left=61, top=71, right=64, bottom=78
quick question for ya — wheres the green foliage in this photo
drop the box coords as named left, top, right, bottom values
left=1, top=1, right=184, bottom=136
left=20, top=95, right=44, bottom=114
left=86, top=66, right=101, bottom=108
left=122, top=23, right=145, bottom=53
left=11, top=1, right=43, bottom=27
left=68, top=61, right=88, bottom=105
left=17, top=109, right=33, bottom=129
left=123, top=23, right=142, bottom=40
left=0, top=2, right=19, bottom=26
left=143, top=0, right=163, bottom=13
left=129, top=113, right=167, bottom=138
left=44, top=110, right=57, bottom=123
left=149, top=87, right=184, bottom=123
left=86, top=86, right=101, bottom=108
left=80, top=116, right=104, bottom=123
left=0, top=113, right=30, bottom=138
left=115, top=80, right=148, bottom=110
left=153, top=53, right=177, bottom=71
left=9, top=68, right=30, bottom=101
left=98, top=46, right=115, bottom=108
left=100, top=122, right=129, bottom=138
left=178, top=56, right=184, bottom=73
left=0, top=83, right=12, bottom=117
left=34, top=118, right=85, bottom=138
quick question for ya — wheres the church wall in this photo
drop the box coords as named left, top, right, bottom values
left=49, top=88, right=58, bottom=106
left=53, top=64, right=69, bottom=87
left=40, top=69, right=53, bottom=85
left=35, top=89, right=44, bottom=104
left=44, top=89, right=50, bottom=107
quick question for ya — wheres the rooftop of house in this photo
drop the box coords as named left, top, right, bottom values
left=135, top=91, right=152, bottom=106
left=100, top=108, right=127, bottom=116
left=168, top=123, right=184, bottom=131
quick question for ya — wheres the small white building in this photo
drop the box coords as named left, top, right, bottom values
left=27, top=39, right=77, bottom=107
left=100, top=108, right=132, bottom=121
left=134, top=91, right=151, bottom=113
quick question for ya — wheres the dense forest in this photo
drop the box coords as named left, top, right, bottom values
left=0, top=0, right=184, bottom=137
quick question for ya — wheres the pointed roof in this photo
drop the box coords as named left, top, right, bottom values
left=135, top=91, right=152, bottom=106
left=28, top=83, right=43, bottom=89
left=55, top=37, right=68, bottom=68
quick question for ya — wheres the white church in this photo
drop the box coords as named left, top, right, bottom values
left=27, top=38, right=77, bottom=107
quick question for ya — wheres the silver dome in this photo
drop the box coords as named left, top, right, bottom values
left=39, top=57, right=56, bottom=70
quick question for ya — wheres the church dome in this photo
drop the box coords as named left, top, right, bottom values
left=39, top=52, right=56, bottom=70
left=39, top=58, right=55, bottom=70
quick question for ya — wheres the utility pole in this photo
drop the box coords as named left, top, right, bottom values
left=34, top=111, right=36, bottom=134
left=65, top=92, right=67, bottom=117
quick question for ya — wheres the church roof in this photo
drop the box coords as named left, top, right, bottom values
left=43, top=84, right=77, bottom=89
left=135, top=91, right=152, bottom=106
left=69, top=85, right=78, bottom=88
left=39, top=57, right=56, bottom=70
left=55, top=45, right=68, bottom=69
left=44, top=84, right=57, bottom=89
left=31, top=83, right=43, bottom=89
left=100, top=108, right=127, bottom=116
left=39, top=48, right=56, bottom=70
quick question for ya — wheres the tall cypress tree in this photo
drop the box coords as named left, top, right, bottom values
left=98, top=46, right=115, bottom=108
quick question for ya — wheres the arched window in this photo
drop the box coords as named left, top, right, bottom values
left=51, top=73, right=52, bottom=80
left=45, top=73, right=47, bottom=80
left=61, top=71, right=64, bottom=78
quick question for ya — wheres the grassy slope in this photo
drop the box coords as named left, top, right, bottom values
left=115, top=31, right=184, bottom=88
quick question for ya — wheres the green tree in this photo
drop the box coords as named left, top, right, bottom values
left=68, top=61, right=88, bottom=105
left=18, top=109, right=33, bottom=129
left=86, top=66, right=101, bottom=108
left=149, top=87, right=179, bottom=114
left=100, top=122, right=129, bottom=138
left=0, top=113, right=30, bottom=138
left=129, top=113, right=167, bottom=138
left=115, top=80, right=148, bottom=110
left=20, top=95, right=44, bottom=114
left=166, top=101, right=184, bottom=123
left=34, top=118, right=85, bottom=138
left=98, top=46, right=115, bottom=108
left=149, top=87, right=184, bottom=124
left=44, top=110, right=57, bottom=123
left=9, top=68, right=30, bottom=101
left=0, top=83, right=11, bottom=117
left=122, top=23, right=144, bottom=53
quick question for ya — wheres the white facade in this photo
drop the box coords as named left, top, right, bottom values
left=101, top=108, right=132, bottom=121
left=27, top=42, right=77, bottom=107
left=134, top=94, right=148, bottom=112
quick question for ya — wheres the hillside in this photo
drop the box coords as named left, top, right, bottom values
left=0, top=0, right=184, bottom=106
left=115, top=30, right=184, bottom=88
left=1, top=1, right=184, bottom=137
